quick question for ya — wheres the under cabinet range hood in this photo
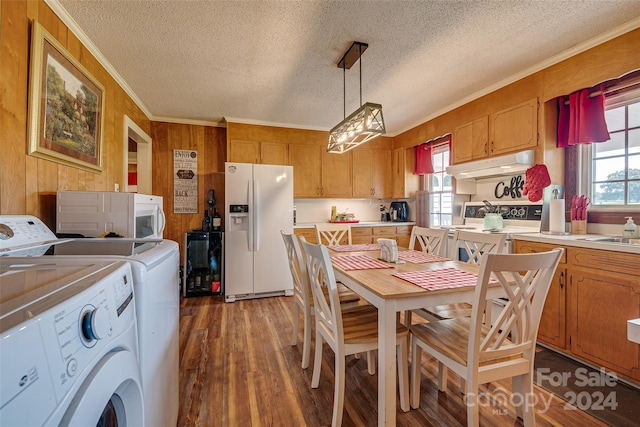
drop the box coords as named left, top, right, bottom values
left=446, top=150, right=535, bottom=179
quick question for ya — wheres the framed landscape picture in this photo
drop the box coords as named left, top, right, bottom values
left=28, top=20, right=104, bottom=173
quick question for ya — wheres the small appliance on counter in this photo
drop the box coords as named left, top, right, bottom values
left=389, top=201, right=409, bottom=222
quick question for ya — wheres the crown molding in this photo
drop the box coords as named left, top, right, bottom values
left=224, top=117, right=329, bottom=132
left=151, top=116, right=226, bottom=127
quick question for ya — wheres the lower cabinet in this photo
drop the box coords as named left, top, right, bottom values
left=515, top=240, right=640, bottom=383
left=567, top=248, right=640, bottom=381
left=515, top=241, right=567, bottom=349
left=296, top=225, right=412, bottom=247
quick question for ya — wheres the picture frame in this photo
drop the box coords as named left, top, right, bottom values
left=28, top=20, right=104, bottom=173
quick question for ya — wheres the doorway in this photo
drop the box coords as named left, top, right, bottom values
left=123, top=115, right=152, bottom=194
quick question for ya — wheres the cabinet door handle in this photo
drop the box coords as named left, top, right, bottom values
left=559, top=271, right=564, bottom=289
left=491, top=140, right=495, bottom=153
left=484, top=142, right=488, bottom=155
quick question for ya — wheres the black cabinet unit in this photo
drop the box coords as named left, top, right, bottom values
left=183, top=231, right=224, bottom=297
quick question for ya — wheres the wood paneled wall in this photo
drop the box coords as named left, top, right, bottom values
left=0, top=0, right=150, bottom=229
left=150, top=122, right=226, bottom=256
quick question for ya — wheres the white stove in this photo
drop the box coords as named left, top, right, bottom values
left=443, top=201, right=543, bottom=253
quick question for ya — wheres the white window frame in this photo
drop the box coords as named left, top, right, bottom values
left=578, top=86, right=640, bottom=212
left=427, top=143, right=453, bottom=226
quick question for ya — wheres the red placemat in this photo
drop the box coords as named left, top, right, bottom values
left=331, top=255, right=393, bottom=271
left=328, top=244, right=380, bottom=252
left=393, top=268, right=496, bottom=291
left=397, top=250, right=450, bottom=264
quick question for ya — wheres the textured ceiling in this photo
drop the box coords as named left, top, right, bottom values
left=55, top=0, right=640, bottom=135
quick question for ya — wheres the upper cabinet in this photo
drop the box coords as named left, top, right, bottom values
left=229, top=140, right=260, bottom=163
left=322, top=151, right=352, bottom=198
left=261, top=142, right=288, bottom=165
left=352, top=149, right=392, bottom=198
left=452, top=116, right=488, bottom=164
left=229, top=140, right=288, bottom=165
left=490, top=98, right=538, bottom=156
left=392, top=147, right=419, bottom=198
left=289, top=144, right=323, bottom=197
left=451, top=98, right=538, bottom=165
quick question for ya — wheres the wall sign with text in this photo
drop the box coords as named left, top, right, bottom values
left=495, top=175, right=525, bottom=199
left=173, top=150, right=198, bottom=213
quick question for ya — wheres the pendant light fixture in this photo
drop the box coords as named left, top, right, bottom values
left=327, top=41, right=385, bottom=154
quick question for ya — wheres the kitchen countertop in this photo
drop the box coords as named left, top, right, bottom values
left=294, top=221, right=415, bottom=229
left=511, top=232, right=640, bottom=255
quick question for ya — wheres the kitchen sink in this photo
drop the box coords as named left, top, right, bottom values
left=583, top=236, right=640, bottom=245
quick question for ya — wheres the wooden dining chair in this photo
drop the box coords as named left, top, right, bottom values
left=314, top=223, right=352, bottom=246
left=410, top=249, right=563, bottom=427
left=408, top=226, right=448, bottom=256
left=281, top=231, right=361, bottom=369
left=410, top=230, right=508, bottom=389
left=403, top=226, right=448, bottom=327
left=300, top=239, right=410, bottom=427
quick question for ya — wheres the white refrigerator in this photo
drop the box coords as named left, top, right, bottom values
left=224, top=162, right=294, bottom=302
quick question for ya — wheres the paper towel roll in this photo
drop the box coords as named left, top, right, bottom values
left=549, top=199, right=565, bottom=233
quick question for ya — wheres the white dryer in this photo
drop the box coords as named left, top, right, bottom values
left=0, top=216, right=179, bottom=427
left=0, top=259, right=144, bottom=426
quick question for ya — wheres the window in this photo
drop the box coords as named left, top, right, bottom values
left=584, top=91, right=640, bottom=207
left=428, top=144, right=452, bottom=225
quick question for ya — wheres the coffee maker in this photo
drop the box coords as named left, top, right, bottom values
left=389, top=201, right=409, bottom=222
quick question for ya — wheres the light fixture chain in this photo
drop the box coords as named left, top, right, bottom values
left=359, top=43, right=362, bottom=107
left=343, top=62, right=346, bottom=119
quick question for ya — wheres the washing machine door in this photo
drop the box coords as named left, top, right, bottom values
left=60, top=350, right=143, bottom=427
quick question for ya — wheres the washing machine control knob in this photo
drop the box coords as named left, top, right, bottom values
left=82, top=306, right=111, bottom=341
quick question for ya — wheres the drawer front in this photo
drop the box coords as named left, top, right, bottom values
left=568, top=247, right=639, bottom=276
left=514, top=240, right=567, bottom=264
left=373, top=226, right=396, bottom=236
left=353, top=235, right=374, bottom=244
left=294, top=228, right=317, bottom=244
left=396, top=225, right=412, bottom=235
left=352, top=227, right=373, bottom=237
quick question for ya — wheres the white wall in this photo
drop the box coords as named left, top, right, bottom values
left=295, top=198, right=415, bottom=224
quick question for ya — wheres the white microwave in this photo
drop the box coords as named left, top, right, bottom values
left=56, top=191, right=165, bottom=239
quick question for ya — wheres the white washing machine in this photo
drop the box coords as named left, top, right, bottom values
left=0, top=258, right=144, bottom=426
left=0, top=216, right=179, bottom=427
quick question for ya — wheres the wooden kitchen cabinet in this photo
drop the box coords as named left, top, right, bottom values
left=515, top=240, right=640, bottom=382
left=515, top=240, right=567, bottom=349
left=289, top=144, right=351, bottom=198
left=289, top=144, right=322, bottom=197
left=261, top=142, right=288, bottom=165
left=352, top=149, right=392, bottom=198
left=322, top=150, right=352, bottom=198
left=392, top=147, right=419, bottom=198
left=567, top=247, right=640, bottom=381
left=452, top=116, right=488, bottom=164
left=294, top=227, right=317, bottom=244
left=229, top=140, right=260, bottom=163
left=352, top=227, right=374, bottom=244
left=450, top=98, right=538, bottom=165
left=490, top=98, right=538, bottom=156
left=229, top=140, right=288, bottom=165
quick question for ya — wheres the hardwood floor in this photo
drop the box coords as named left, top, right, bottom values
left=178, top=295, right=609, bottom=427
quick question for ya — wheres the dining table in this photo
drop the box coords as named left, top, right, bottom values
left=328, top=247, right=510, bottom=427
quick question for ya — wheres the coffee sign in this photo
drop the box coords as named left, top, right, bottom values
left=495, top=175, right=525, bottom=199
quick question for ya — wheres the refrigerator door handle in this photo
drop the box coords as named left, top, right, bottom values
left=247, top=179, right=254, bottom=251
left=253, top=179, right=260, bottom=251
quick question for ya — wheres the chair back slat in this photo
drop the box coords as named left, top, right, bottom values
left=300, top=240, right=342, bottom=344
left=315, top=223, right=352, bottom=246
left=468, top=249, right=564, bottom=365
left=281, top=231, right=312, bottom=310
left=409, top=226, right=448, bottom=256
left=450, top=230, right=506, bottom=264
